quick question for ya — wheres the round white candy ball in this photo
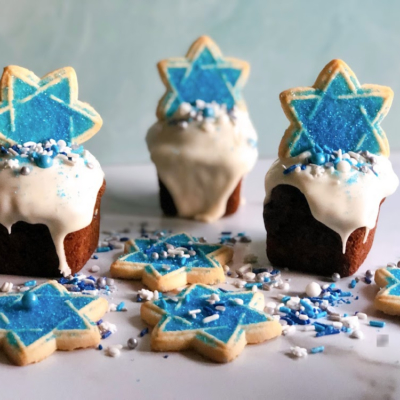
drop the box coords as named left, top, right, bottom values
left=336, top=160, right=351, bottom=173
left=305, top=282, right=322, bottom=298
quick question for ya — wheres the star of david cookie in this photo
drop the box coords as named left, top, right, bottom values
left=141, top=284, right=281, bottom=363
left=156, top=35, right=249, bottom=119
left=0, top=281, right=108, bottom=366
left=0, top=65, right=102, bottom=145
left=111, top=233, right=233, bottom=292
left=374, top=267, right=400, bottom=315
left=278, top=59, right=393, bottom=159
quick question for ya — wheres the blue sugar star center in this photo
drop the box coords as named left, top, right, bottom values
left=154, top=285, right=267, bottom=343
left=0, top=283, right=98, bottom=348
left=385, top=268, right=400, bottom=297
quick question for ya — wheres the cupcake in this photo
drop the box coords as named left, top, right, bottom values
left=263, top=59, right=398, bottom=277
left=146, top=36, right=257, bottom=222
left=0, top=65, right=104, bottom=277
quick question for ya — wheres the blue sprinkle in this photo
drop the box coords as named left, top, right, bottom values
left=301, top=164, right=307, bottom=170
left=116, top=302, right=125, bottom=311
left=120, top=237, right=129, bottom=242
left=24, top=280, right=37, bottom=287
left=281, top=296, right=291, bottom=303
left=163, top=355, right=169, bottom=359
left=92, top=255, right=99, bottom=259
left=311, top=346, right=325, bottom=354
left=244, top=282, right=262, bottom=289
left=96, top=319, right=103, bottom=325
left=204, top=306, right=216, bottom=316
left=98, top=344, right=103, bottom=350
left=140, top=327, right=149, bottom=337
left=237, top=232, right=246, bottom=237
left=369, top=320, right=385, bottom=328
left=96, top=246, right=111, bottom=253
left=102, top=331, right=112, bottom=340
left=365, top=277, right=372, bottom=284
left=35, top=154, right=53, bottom=169
left=340, top=292, right=352, bottom=297
left=279, top=306, right=292, bottom=314
left=136, top=295, right=143, bottom=303
left=0, top=146, right=8, bottom=154
left=349, top=279, right=357, bottom=289
left=283, top=164, right=298, bottom=175
left=218, top=288, right=228, bottom=293
left=221, top=231, right=232, bottom=235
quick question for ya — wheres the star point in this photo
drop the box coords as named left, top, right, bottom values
left=156, top=36, right=250, bottom=119
left=279, top=59, right=393, bottom=158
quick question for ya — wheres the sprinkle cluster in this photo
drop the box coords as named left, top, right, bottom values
left=170, top=100, right=238, bottom=133
left=283, top=146, right=379, bottom=177
left=0, top=138, right=92, bottom=174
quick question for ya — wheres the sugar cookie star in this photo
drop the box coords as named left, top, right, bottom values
left=278, top=59, right=393, bottom=158
left=156, top=36, right=249, bottom=119
left=0, top=66, right=102, bottom=145
left=110, top=233, right=233, bottom=292
left=0, top=281, right=108, bottom=365
left=141, top=284, right=282, bottom=363
left=374, top=267, right=400, bottom=315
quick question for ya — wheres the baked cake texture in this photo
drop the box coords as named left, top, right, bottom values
left=146, top=36, right=257, bottom=222
left=263, top=59, right=398, bottom=277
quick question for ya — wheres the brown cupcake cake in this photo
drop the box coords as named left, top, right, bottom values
left=146, top=36, right=257, bottom=222
left=0, top=65, right=105, bottom=277
left=263, top=59, right=398, bottom=277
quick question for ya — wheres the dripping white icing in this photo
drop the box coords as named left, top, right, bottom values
left=264, top=154, right=398, bottom=253
left=0, top=149, right=104, bottom=276
left=147, top=109, right=257, bottom=222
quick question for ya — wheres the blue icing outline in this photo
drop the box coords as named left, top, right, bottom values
left=0, top=66, right=102, bottom=145
left=280, top=60, right=393, bottom=158
left=383, top=267, right=400, bottom=297
left=152, top=284, right=268, bottom=344
left=115, top=233, right=226, bottom=280
left=157, top=36, right=249, bottom=118
left=0, top=282, right=101, bottom=348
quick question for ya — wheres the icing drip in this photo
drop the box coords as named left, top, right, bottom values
left=0, top=148, right=104, bottom=276
left=147, top=107, right=257, bottom=222
left=264, top=154, right=398, bottom=252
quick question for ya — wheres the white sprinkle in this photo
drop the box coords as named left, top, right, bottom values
left=233, top=298, right=244, bottom=305
left=357, top=312, right=368, bottom=320
left=282, top=325, right=296, bottom=336
left=299, top=314, right=309, bottom=321
left=342, top=316, right=360, bottom=329
left=305, top=282, right=322, bottom=297
left=332, top=321, right=343, bottom=329
left=1, top=282, right=13, bottom=293
left=89, top=265, right=100, bottom=273
left=238, top=264, right=252, bottom=276
left=203, top=314, right=219, bottom=324
left=109, top=240, right=124, bottom=250
left=290, top=346, right=308, bottom=358
left=162, top=265, right=170, bottom=271
left=350, top=330, right=364, bottom=339
left=244, top=272, right=256, bottom=281
left=138, top=289, right=154, bottom=301
left=252, top=285, right=258, bottom=293
left=328, top=314, right=342, bottom=321
left=234, top=279, right=246, bottom=289
left=188, top=309, right=201, bottom=315
left=279, top=282, right=290, bottom=292
left=215, top=306, right=226, bottom=312
left=151, top=252, right=159, bottom=260
left=108, top=303, right=117, bottom=312
left=154, top=290, right=159, bottom=300
left=107, top=346, right=121, bottom=358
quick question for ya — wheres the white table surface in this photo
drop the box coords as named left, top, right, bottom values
left=2, top=156, right=400, bottom=400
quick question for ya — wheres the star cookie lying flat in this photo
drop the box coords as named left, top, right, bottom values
left=111, top=233, right=233, bottom=292
left=141, top=284, right=281, bottom=363
left=0, top=281, right=108, bottom=366
left=279, top=59, right=393, bottom=158
left=374, top=266, right=400, bottom=315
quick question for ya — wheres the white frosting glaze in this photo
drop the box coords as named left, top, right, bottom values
left=147, top=109, right=258, bottom=222
left=0, top=149, right=104, bottom=276
left=264, top=153, right=398, bottom=252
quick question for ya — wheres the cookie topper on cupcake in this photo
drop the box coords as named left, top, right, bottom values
left=0, top=66, right=102, bottom=145
left=279, top=59, right=393, bottom=159
left=156, top=36, right=250, bottom=119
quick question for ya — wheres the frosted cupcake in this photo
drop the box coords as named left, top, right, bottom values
left=147, top=36, right=257, bottom=222
left=263, top=59, right=398, bottom=277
